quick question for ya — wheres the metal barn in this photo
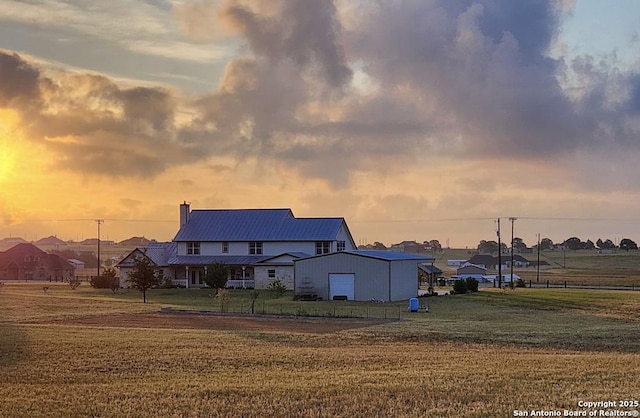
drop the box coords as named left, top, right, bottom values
left=294, top=250, right=434, bottom=302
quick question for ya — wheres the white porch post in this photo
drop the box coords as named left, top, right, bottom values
left=242, top=266, right=246, bottom=289
left=185, top=266, right=189, bottom=289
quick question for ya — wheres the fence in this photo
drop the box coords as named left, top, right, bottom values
left=525, top=280, right=638, bottom=291
left=196, top=300, right=408, bottom=320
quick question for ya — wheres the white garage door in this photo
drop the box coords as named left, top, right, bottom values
left=329, top=273, right=355, bottom=300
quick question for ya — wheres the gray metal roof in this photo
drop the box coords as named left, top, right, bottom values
left=143, top=242, right=176, bottom=266
left=346, top=250, right=435, bottom=262
left=173, top=208, right=350, bottom=242
left=297, top=250, right=435, bottom=262
left=116, top=242, right=177, bottom=268
left=168, top=255, right=269, bottom=266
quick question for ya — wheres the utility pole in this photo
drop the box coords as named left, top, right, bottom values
left=509, top=217, right=517, bottom=289
left=96, top=219, right=103, bottom=278
left=497, top=218, right=502, bottom=289
left=536, top=233, right=540, bottom=283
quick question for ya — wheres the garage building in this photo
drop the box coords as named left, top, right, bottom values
left=294, top=250, right=435, bottom=302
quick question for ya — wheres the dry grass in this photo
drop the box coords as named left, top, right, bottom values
left=1, top=283, right=639, bottom=417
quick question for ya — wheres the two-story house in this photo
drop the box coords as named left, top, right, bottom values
left=118, top=203, right=357, bottom=289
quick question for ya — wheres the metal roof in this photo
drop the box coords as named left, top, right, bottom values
left=297, top=250, right=435, bottom=262
left=168, top=255, right=269, bottom=266
left=173, top=209, right=349, bottom=242
left=345, top=250, right=435, bottom=262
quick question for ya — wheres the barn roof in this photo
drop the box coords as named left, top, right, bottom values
left=297, top=250, right=435, bottom=263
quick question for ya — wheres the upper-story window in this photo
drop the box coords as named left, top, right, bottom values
left=222, top=242, right=229, bottom=253
left=249, top=242, right=263, bottom=255
left=337, top=241, right=346, bottom=251
left=316, top=241, right=331, bottom=255
left=187, top=242, right=200, bottom=255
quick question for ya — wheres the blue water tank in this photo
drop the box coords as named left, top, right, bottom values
left=409, top=298, right=419, bottom=312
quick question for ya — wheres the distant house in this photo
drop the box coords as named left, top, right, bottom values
left=390, top=240, right=426, bottom=254
left=67, top=258, right=86, bottom=269
left=117, top=203, right=356, bottom=289
left=118, top=236, right=151, bottom=247
left=0, top=237, right=28, bottom=251
left=0, top=243, right=75, bottom=282
left=465, top=254, right=501, bottom=270
left=36, top=235, right=67, bottom=249
left=457, top=263, right=487, bottom=279
left=465, top=254, right=530, bottom=270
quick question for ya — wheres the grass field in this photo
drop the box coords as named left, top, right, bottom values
left=1, top=283, right=639, bottom=417
left=431, top=248, right=640, bottom=286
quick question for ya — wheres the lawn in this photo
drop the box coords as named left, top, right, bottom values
left=1, top=283, right=639, bottom=417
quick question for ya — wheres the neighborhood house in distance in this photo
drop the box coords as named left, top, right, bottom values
left=0, top=243, right=75, bottom=282
left=117, top=203, right=435, bottom=302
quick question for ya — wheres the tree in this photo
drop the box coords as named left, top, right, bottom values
left=563, top=237, right=583, bottom=250
left=512, top=237, right=527, bottom=252
left=423, top=240, right=442, bottom=251
left=619, top=238, right=638, bottom=251
left=539, top=238, right=554, bottom=250
left=127, top=256, right=160, bottom=303
left=204, top=262, right=229, bottom=289
left=584, top=239, right=595, bottom=250
left=477, top=240, right=498, bottom=254
left=596, top=239, right=616, bottom=250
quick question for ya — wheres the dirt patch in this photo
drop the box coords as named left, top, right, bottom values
left=36, top=312, right=395, bottom=334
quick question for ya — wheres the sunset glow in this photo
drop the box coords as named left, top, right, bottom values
left=0, top=1, right=639, bottom=247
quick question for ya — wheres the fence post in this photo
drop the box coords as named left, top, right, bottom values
left=529, top=280, right=532, bottom=288
left=564, top=280, right=567, bottom=288
left=546, top=280, right=549, bottom=288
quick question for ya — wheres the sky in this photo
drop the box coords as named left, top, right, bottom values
left=1, top=0, right=640, bottom=248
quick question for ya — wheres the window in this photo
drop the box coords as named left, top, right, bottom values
left=337, top=241, right=346, bottom=251
left=316, top=241, right=330, bottom=255
left=249, top=242, right=263, bottom=255
left=222, top=242, right=229, bottom=253
left=268, top=269, right=276, bottom=278
left=187, top=242, right=200, bottom=255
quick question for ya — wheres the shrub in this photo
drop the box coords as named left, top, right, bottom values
left=90, top=268, right=119, bottom=292
left=452, top=279, right=467, bottom=294
left=465, top=277, right=479, bottom=292
left=68, top=277, right=81, bottom=290
left=267, top=279, right=287, bottom=297
left=516, top=278, right=526, bottom=288
left=204, top=262, right=229, bottom=289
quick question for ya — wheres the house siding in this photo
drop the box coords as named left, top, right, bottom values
left=254, top=265, right=294, bottom=289
left=295, top=253, right=391, bottom=301
left=389, top=260, right=421, bottom=301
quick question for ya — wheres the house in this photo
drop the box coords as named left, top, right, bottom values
left=294, top=250, right=435, bottom=302
left=390, top=240, right=426, bottom=254
left=465, top=254, right=502, bottom=270
left=35, top=235, right=67, bottom=249
left=117, top=242, right=176, bottom=288
left=117, top=203, right=356, bottom=289
left=67, top=258, right=86, bottom=269
left=253, top=252, right=309, bottom=290
left=0, top=243, right=75, bottom=282
left=465, top=254, right=530, bottom=270
left=456, top=263, right=487, bottom=280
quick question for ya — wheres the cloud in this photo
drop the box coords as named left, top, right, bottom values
left=2, top=0, right=640, bottom=192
